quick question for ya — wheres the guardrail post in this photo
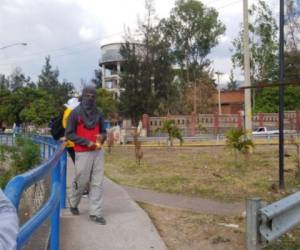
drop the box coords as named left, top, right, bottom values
left=50, top=162, right=61, bottom=250
left=60, top=150, right=67, bottom=209
left=246, top=198, right=263, bottom=250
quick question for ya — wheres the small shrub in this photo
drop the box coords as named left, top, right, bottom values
left=0, top=137, right=41, bottom=188
left=0, top=170, right=13, bottom=189
left=10, top=137, right=41, bottom=173
left=225, top=128, right=254, bottom=165
left=156, top=120, right=183, bottom=147
left=133, top=129, right=143, bottom=166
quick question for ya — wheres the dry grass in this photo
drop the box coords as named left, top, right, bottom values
left=139, top=202, right=300, bottom=250
left=105, top=145, right=300, bottom=202
left=139, top=202, right=244, bottom=250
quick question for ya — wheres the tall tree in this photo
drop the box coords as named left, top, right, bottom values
left=37, top=56, right=74, bottom=107
left=1, top=87, right=56, bottom=125
left=286, top=0, right=300, bottom=51
left=38, top=56, right=60, bottom=91
left=0, top=74, right=9, bottom=90
left=232, top=0, right=278, bottom=82
left=255, top=86, right=300, bottom=113
left=285, top=0, right=300, bottom=80
left=96, top=88, right=119, bottom=118
left=160, top=0, right=225, bottom=84
left=120, top=0, right=175, bottom=124
left=91, top=68, right=103, bottom=88
left=9, top=67, right=32, bottom=91
left=227, top=69, right=239, bottom=90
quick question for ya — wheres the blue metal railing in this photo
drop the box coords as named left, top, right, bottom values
left=2, top=134, right=67, bottom=250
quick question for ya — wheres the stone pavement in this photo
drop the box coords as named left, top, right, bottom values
left=60, top=158, right=166, bottom=250
left=123, top=186, right=245, bottom=216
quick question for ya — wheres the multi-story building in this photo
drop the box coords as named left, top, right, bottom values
left=99, top=42, right=124, bottom=98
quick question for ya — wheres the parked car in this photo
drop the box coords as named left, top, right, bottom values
left=252, top=127, right=279, bottom=135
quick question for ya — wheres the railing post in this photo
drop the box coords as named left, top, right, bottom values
left=60, top=150, right=67, bottom=209
left=246, top=198, right=263, bottom=250
left=43, top=143, right=46, bottom=159
left=50, top=163, right=61, bottom=250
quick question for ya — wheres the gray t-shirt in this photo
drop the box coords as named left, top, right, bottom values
left=0, top=189, right=18, bottom=250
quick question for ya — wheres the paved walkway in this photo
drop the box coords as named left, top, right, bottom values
left=123, top=186, right=245, bottom=216
left=60, top=159, right=166, bottom=250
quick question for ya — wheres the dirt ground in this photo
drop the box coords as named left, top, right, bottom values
left=105, top=144, right=300, bottom=249
left=105, top=145, right=300, bottom=202
left=140, top=203, right=244, bottom=250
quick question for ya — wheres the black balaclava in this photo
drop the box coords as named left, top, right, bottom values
left=79, top=85, right=98, bottom=129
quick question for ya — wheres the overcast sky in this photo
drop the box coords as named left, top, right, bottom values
left=0, top=0, right=279, bottom=90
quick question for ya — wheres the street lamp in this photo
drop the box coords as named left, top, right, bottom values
left=0, top=42, right=27, bottom=50
left=215, top=71, right=223, bottom=115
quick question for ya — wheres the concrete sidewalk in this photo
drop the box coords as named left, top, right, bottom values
left=60, top=158, right=166, bottom=250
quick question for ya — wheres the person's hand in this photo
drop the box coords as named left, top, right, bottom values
left=60, top=137, right=67, bottom=141
left=95, top=142, right=102, bottom=149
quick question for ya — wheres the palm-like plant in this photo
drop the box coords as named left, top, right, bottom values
left=157, top=119, right=183, bottom=147
left=225, top=128, right=254, bottom=164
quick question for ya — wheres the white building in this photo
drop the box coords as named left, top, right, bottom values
left=99, top=42, right=124, bottom=98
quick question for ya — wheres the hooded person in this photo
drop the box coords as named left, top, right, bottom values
left=65, top=85, right=107, bottom=225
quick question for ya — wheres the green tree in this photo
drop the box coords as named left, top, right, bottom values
left=38, top=56, right=60, bottom=91
left=285, top=1, right=300, bottom=81
left=38, top=56, right=74, bottom=107
left=9, top=67, right=33, bottom=91
left=286, top=0, right=300, bottom=51
left=232, top=0, right=278, bottom=82
left=91, top=68, right=102, bottom=88
left=227, top=69, right=238, bottom=90
left=0, top=74, right=9, bottom=90
left=255, top=86, right=300, bottom=113
left=1, top=87, right=56, bottom=126
left=120, top=0, right=174, bottom=124
left=160, top=0, right=225, bottom=84
left=96, top=88, right=119, bottom=118
left=20, top=92, right=56, bottom=125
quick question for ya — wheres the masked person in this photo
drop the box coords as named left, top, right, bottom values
left=65, top=85, right=107, bottom=225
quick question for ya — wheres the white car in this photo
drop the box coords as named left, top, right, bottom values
left=252, top=127, right=279, bottom=135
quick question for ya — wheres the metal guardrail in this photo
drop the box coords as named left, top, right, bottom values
left=1, top=134, right=67, bottom=250
left=246, top=192, right=300, bottom=249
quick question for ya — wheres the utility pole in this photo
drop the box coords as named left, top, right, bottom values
left=215, top=72, right=223, bottom=115
left=278, top=0, right=285, bottom=189
left=243, top=0, right=252, bottom=134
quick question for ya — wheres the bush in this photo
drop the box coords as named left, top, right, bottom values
left=225, top=128, right=254, bottom=165
left=0, top=137, right=41, bottom=188
left=11, top=137, right=41, bottom=173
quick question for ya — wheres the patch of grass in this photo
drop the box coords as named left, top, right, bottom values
left=265, top=230, right=300, bottom=250
left=105, top=145, right=300, bottom=202
left=139, top=202, right=300, bottom=250
left=138, top=202, right=244, bottom=250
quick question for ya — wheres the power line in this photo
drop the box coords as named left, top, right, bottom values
left=0, top=32, right=123, bottom=66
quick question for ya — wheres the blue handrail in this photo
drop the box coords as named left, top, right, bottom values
left=2, top=134, right=67, bottom=250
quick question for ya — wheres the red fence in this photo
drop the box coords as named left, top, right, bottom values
left=144, top=111, right=300, bottom=136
